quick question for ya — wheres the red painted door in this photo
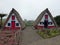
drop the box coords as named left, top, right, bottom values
left=11, top=21, right=15, bottom=29
left=44, top=15, right=48, bottom=28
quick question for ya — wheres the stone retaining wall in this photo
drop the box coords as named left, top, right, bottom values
left=0, top=30, right=21, bottom=45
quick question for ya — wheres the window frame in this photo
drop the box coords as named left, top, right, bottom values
left=16, top=23, right=19, bottom=26
left=8, top=23, right=11, bottom=26
left=40, top=22, right=44, bottom=24
left=48, top=22, right=52, bottom=25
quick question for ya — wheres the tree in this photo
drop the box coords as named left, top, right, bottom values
left=54, top=15, right=60, bottom=26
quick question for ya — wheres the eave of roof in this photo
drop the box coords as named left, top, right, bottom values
left=0, top=14, right=7, bottom=17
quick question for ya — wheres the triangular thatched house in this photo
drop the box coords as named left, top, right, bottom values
left=3, top=8, right=25, bottom=30
left=33, top=8, right=57, bottom=29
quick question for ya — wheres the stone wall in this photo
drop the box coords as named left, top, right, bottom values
left=0, top=30, right=21, bottom=45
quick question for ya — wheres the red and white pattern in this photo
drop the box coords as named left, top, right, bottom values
left=37, top=13, right=55, bottom=29
left=4, top=13, right=21, bottom=30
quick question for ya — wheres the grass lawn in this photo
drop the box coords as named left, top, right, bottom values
left=37, top=29, right=60, bottom=39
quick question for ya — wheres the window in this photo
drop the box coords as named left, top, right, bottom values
left=8, top=23, right=11, bottom=26
left=12, top=16, right=15, bottom=20
left=48, top=22, right=52, bottom=25
left=40, top=22, right=44, bottom=24
left=16, top=23, right=19, bottom=26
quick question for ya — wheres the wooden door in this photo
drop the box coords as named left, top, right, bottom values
left=44, top=20, right=48, bottom=28
left=11, top=21, right=15, bottom=29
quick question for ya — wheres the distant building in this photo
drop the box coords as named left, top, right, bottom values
left=33, top=8, right=57, bottom=29
left=3, top=8, right=25, bottom=30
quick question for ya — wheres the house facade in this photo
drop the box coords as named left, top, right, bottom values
left=4, top=8, right=25, bottom=30
left=33, top=8, right=57, bottom=29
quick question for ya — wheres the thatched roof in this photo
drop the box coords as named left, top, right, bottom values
left=0, top=14, right=6, bottom=17
left=33, top=8, right=58, bottom=27
left=3, top=8, right=25, bottom=29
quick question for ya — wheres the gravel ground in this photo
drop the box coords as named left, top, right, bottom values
left=21, top=26, right=42, bottom=45
left=29, top=35, right=60, bottom=45
left=21, top=26, right=60, bottom=45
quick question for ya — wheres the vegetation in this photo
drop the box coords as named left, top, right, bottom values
left=24, top=19, right=34, bottom=26
left=54, top=15, right=60, bottom=26
left=37, top=29, right=60, bottom=39
left=0, top=19, right=6, bottom=29
left=0, top=19, right=6, bottom=25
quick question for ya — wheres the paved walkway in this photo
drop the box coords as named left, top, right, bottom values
left=21, top=26, right=60, bottom=45
left=21, top=26, right=42, bottom=45
left=29, top=35, right=60, bottom=45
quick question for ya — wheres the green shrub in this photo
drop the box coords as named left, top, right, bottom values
left=37, top=29, right=60, bottom=39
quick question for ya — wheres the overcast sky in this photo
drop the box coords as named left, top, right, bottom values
left=0, top=0, right=60, bottom=20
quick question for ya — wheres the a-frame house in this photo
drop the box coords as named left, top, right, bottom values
left=33, top=8, right=57, bottom=29
left=3, top=8, right=25, bottom=30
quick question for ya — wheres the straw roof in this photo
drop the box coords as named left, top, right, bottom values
left=3, top=8, right=25, bottom=29
left=33, top=8, right=58, bottom=27
left=0, top=14, right=6, bottom=17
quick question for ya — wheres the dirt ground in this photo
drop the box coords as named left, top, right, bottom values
left=21, top=26, right=42, bottom=45
left=29, top=35, right=60, bottom=45
left=0, top=26, right=60, bottom=45
left=21, top=26, right=60, bottom=45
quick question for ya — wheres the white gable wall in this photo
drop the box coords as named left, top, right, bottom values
left=15, top=17, right=21, bottom=27
left=38, top=15, right=44, bottom=26
left=38, top=13, right=54, bottom=26
left=5, top=16, right=11, bottom=27
left=5, top=13, right=21, bottom=27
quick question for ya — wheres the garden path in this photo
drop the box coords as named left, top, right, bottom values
left=21, top=26, right=42, bottom=45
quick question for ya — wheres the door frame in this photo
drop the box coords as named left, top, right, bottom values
left=11, top=21, right=15, bottom=29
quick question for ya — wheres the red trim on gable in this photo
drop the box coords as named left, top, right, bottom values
left=34, top=26, right=44, bottom=29
left=34, top=25, right=56, bottom=29
left=48, top=26, right=55, bottom=28
left=4, top=27, right=21, bottom=30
